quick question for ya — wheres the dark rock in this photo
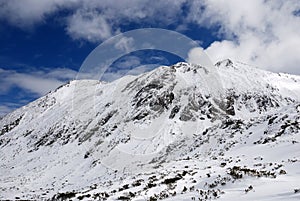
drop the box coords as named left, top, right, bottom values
left=169, top=105, right=180, bottom=119
left=162, top=175, right=182, bottom=184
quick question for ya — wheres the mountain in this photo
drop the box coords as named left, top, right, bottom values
left=0, top=60, right=299, bottom=201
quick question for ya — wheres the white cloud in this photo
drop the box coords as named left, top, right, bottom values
left=0, top=67, right=92, bottom=116
left=66, top=9, right=112, bottom=42
left=0, top=0, right=79, bottom=28
left=187, top=48, right=202, bottom=63
left=114, top=36, right=135, bottom=53
left=0, top=0, right=188, bottom=40
left=0, top=103, right=25, bottom=117
left=45, top=68, right=78, bottom=80
left=113, top=56, right=141, bottom=69
left=102, top=64, right=157, bottom=82
left=187, top=47, right=213, bottom=67
left=192, top=0, right=300, bottom=74
left=0, top=68, right=77, bottom=96
left=0, top=105, right=14, bottom=117
left=1, top=0, right=300, bottom=74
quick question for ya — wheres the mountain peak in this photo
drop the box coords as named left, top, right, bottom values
left=215, top=59, right=233, bottom=67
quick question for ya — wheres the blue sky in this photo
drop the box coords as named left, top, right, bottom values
left=0, top=0, right=300, bottom=116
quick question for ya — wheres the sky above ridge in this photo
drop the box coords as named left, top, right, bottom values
left=0, top=0, right=300, bottom=116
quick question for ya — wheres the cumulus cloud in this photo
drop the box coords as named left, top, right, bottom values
left=63, top=0, right=189, bottom=41
left=187, top=47, right=214, bottom=67
left=66, top=9, right=112, bottom=42
left=192, top=0, right=300, bottom=74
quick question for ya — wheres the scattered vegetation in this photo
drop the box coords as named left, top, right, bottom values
left=228, top=166, right=276, bottom=179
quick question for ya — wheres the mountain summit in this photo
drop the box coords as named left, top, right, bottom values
left=0, top=60, right=300, bottom=200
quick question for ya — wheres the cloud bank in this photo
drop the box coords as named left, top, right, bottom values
left=0, top=67, right=77, bottom=96
left=0, top=0, right=300, bottom=74
left=0, top=67, right=78, bottom=115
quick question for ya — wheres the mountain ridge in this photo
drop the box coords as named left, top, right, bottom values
left=0, top=59, right=299, bottom=200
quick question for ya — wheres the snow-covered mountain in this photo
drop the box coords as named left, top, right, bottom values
left=0, top=60, right=299, bottom=200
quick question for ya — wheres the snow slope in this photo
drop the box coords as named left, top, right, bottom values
left=0, top=60, right=299, bottom=200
